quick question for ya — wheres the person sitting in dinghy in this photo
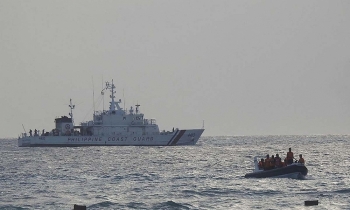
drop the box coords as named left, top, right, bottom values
left=283, top=158, right=288, bottom=167
left=258, top=159, right=264, bottom=170
left=264, top=155, right=271, bottom=170
left=270, top=155, right=276, bottom=168
left=298, top=154, right=305, bottom=164
left=264, top=155, right=277, bottom=170
left=275, top=154, right=282, bottom=168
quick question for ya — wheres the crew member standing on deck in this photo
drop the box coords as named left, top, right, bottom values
left=275, top=154, right=281, bottom=167
left=286, top=148, right=294, bottom=165
left=270, top=155, right=275, bottom=169
left=258, top=159, right=264, bottom=170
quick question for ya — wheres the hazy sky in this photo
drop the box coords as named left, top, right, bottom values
left=1, top=1, right=350, bottom=137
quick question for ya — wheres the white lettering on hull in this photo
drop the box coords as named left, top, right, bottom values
left=67, top=136, right=154, bottom=142
left=133, top=137, right=154, bottom=141
left=67, top=137, right=103, bottom=142
left=108, top=137, right=128, bottom=141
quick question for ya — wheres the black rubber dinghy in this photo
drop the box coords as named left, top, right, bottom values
left=245, top=164, right=308, bottom=178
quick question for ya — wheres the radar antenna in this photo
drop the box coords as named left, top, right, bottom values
left=135, top=104, right=140, bottom=114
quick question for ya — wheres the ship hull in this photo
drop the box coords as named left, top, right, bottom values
left=18, top=129, right=204, bottom=147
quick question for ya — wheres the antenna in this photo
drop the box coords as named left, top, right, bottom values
left=202, top=120, right=205, bottom=129
left=123, top=88, right=125, bottom=111
left=135, top=103, right=140, bottom=114
left=102, top=76, right=104, bottom=112
left=69, top=99, right=75, bottom=125
left=92, top=76, right=95, bottom=114
left=22, top=124, right=27, bottom=133
left=100, top=79, right=119, bottom=112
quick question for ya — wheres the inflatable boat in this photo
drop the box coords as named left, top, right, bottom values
left=245, top=157, right=308, bottom=179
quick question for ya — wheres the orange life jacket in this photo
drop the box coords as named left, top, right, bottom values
left=287, top=152, right=294, bottom=160
left=264, top=158, right=270, bottom=168
left=275, top=157, right=281, bottom=166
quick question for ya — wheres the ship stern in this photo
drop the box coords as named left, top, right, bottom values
left=18, top=137, right=31, bottom=147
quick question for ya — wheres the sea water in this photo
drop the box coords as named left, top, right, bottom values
left=0, top=135, right=349, bottom=210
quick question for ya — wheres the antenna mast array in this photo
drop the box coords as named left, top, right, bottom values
left=69, top=99, right=75, bottom=125
left=101, top=79, right=123, bottom=113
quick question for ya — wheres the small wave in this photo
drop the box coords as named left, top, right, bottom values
left=88, top=201, right=119, bottom=209
left=126, top=202, right=148, bottom=209
left=247, top=189, right=283, bottom=196
left=303, top=175, right=316, bottom=180
left=183, top=188, right=243, bottom=197
left=334, top=189, right=350, bottom=194
left=152, top=201, right=191, bottom=210
left=318, top=193, right=333, bottom=198
left=112, top=175, right=124, bottom=181
left=0, top=205, right=28, bottom=210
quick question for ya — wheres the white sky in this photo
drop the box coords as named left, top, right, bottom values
left=1, top=1, right=350, bottom=137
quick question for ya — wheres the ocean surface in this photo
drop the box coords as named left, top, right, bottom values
left=1, top=135, right=350, bottom=210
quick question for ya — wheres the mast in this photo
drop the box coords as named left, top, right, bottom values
left=92, top=76, right=95, bottom=115
left=69, top=98, right=75, bottom=125
left=123, top=88, right=125, bottom=111
left=101, top=79, right=123, bottom=114
left=135, top=104, right=140, bottom=114
left=109, top=80, right=116, bottom=111
left=102, top=76, right=104, bottom=112
left=101, top=80, right=116, bottom=112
